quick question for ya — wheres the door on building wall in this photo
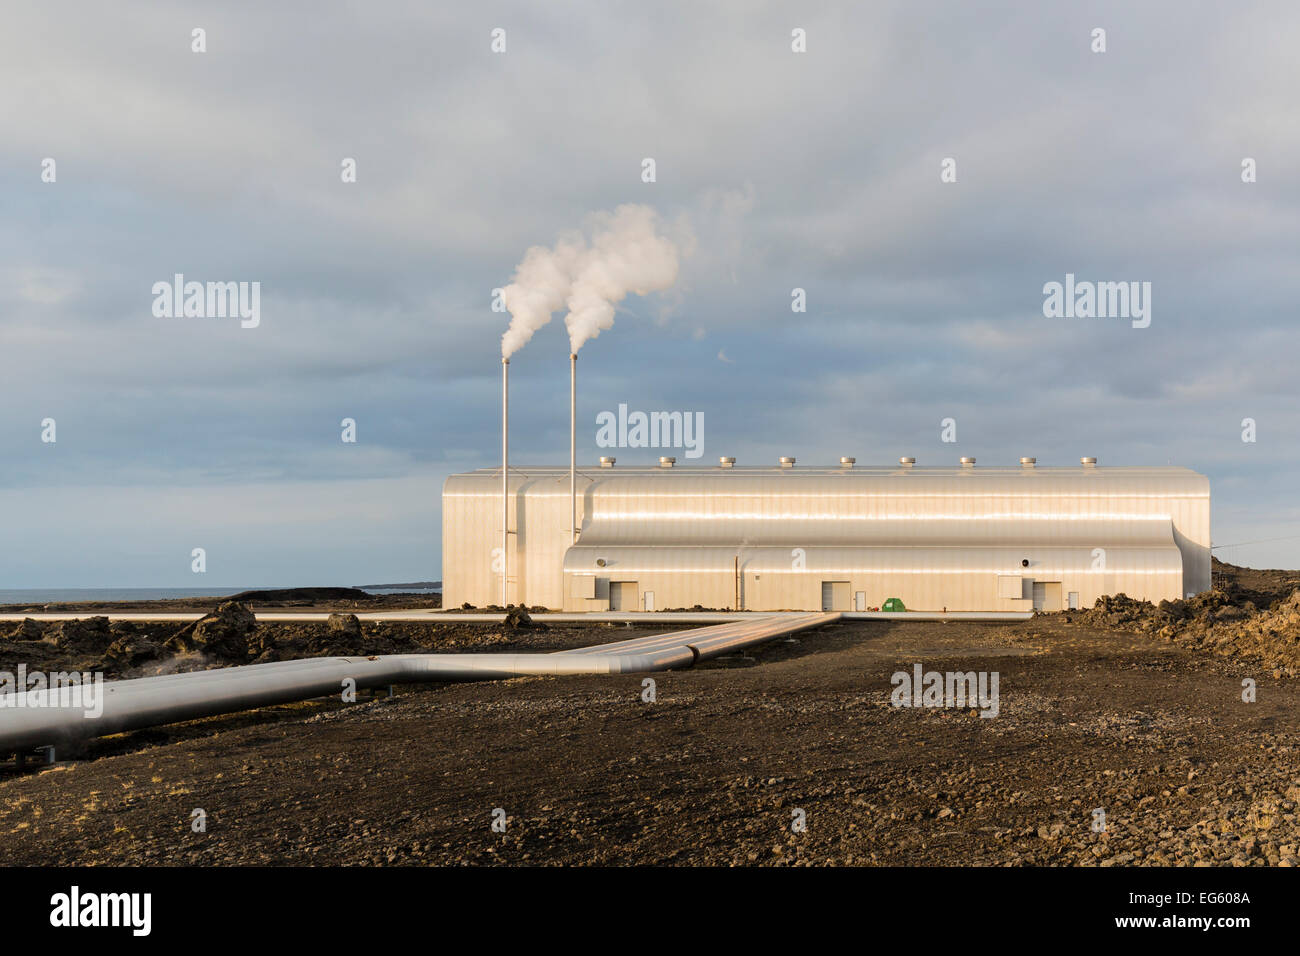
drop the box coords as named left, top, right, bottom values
left=821, top=581, right=850, bottom=612
left=610, top=581, right=638, bottom=611
left=643, top=590, right=655, bottom=612
left=1032, top=582, right=1063, bottom=611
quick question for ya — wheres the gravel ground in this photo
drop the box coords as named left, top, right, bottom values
left=2, top=610, right=1296, bottom=866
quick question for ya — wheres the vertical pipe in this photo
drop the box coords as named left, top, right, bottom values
left=502, top=357, right=509, bottom=608
left=570, top=352, right=577, bottom=544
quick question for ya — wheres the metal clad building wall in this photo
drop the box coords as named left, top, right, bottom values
left=442, top=465, right=1210, bottom=611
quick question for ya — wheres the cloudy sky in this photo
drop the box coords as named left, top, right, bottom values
left=3, top=1, right=1298, bottom=587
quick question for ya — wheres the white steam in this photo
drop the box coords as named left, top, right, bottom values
left=500, top=204, right=681, bottom=358
left=563, top=205, right=680, bottom=353
left=499, top=234, right=583, bottom=359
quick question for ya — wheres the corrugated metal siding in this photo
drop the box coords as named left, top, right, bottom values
left=560, top=544, right=1183, bottom=612
left=442, top=465, right=1210, bottom=610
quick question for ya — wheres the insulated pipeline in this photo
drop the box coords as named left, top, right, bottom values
left=0, top=613, right=839, bottom=753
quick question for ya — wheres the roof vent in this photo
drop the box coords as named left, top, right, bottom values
left=659, top=456, right=676, bottom=468
left=599, top=456, right=616, bottom=468
left=1080, top=456, right=1097, bottom=468
left=960, top=457, right=976, bottom=468
left=899, top=457, right=916, bottom=468
left=840, top=457, right=856, bottom=468
left=1020, top=457, right=1036, bottom=468
left=718, top=456, right=736, bottom=468
left=779, top=456, right=796, bottom=468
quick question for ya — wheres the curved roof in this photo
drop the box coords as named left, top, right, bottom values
left=574, top=516, right=1177, bottom=548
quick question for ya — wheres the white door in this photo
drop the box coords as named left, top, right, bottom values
left=855, top=590, right=866, bottom=611
left=643, top=590, right=655, bottom=612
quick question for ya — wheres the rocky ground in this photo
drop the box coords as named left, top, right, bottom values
left=0, top=587, right=442, bottom=617
left=1061, top=558, right=1300, bottom=677
left=0, top=603, right=557, bottom=681
left=1, top=561, right=1297, bottom=866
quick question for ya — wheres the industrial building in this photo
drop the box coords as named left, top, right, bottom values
left=442, top=457, right=1211, bottom=613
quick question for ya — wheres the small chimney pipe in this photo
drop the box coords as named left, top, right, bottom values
left=501, top=357, right=509, bottom=607
left=570, top=353, right=577, bottom=544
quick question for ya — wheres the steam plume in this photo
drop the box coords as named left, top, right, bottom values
left=499, top=204, right=680, bottom=357
left=563, top=205, right=680, bottom=353
left=500, top=235, right=583, bottom=358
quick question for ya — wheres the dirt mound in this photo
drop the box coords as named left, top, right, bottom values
left=166, top=601, right=258, bottom=663
left=1212, top=557, right=1300, bottom=607
left=43, top=616, right=113, bottom=652
left=1171, top=588, right=1300, bottom=675
left=1071, top=592, right=1158, bottom=628
left=1063, top=572, right=1300, bottom=675
left=105, top=629, right=166, bottom=669
left=503, top=605, right=541, bottom=629
left=13, top=618, right=44, bottom=642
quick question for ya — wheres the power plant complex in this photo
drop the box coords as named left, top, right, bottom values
left=442, top=456, right=1211, bottom=613
left=458, top=208, right=1212, bottom=616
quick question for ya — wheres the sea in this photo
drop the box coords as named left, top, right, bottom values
left=0, top=587, right=440, bottom=604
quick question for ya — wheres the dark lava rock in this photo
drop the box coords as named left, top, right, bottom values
left=503, top=605, right=538, bottom=629
left=45, top=616, right=112, bottom=651
left=15, top=618, right=44, bottom=641
left=105, top=633, right=165, bottom=670
left=167, top=601, right=257, bottom=663
left=327, top=613, right=362, bottom=640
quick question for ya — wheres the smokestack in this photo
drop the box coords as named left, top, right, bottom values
left=501, top=357, right=509, bottom=607
left=570, top=352, right=577, bottom=544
